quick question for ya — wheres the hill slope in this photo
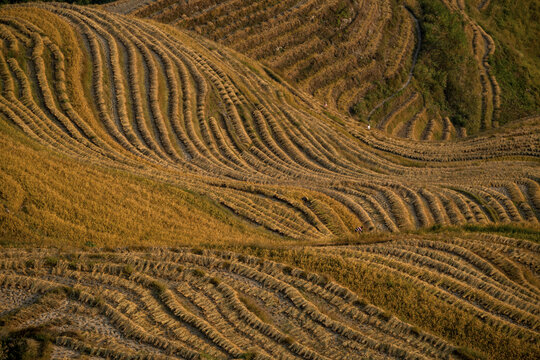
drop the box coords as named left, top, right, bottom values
left=113, top=0, right=540, bottom=139
left=0, top=234, right=539, bottom=359
left=0, top=3, right=539, bottom=360
left=0, top=3, right=539, bottom=244
left=110, top=0, right=426, bottom=133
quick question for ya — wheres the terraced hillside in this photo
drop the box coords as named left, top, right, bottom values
left=442, top=0, right=500, bottom=130
left=462, top=0, right=540, bottom=124
left=1, top=233, right=539, bottom=359
left=102, top=0, right=464, bottom=139
left=0, top=247, right=454, bottom=359
left=0, top=3, right=539, bottom=243
left=112, top=0, right=540, bottom=141
left=106, top=0, right=426, bottom=133
left=318, top=235, right=540, bottom=340
left=0, top=3, right=539, bottom=359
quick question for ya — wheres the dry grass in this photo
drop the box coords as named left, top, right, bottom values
left=0, top=4, right=538, bottom=244
left=115, top=0, right=516, bottom=141
left=0, top=120, right=283, bottom=249
left=0, top=247, right=459, bottom=359
left=1, top=233, right=538, bottom=359
left=0, top=4, right=539, bottom=359
left=239, top=232, right=540, bottom=360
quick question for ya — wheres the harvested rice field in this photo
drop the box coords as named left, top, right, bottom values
left=0, top=1, right=539, bottom=359
left=1, top=233, right=538, bottom=359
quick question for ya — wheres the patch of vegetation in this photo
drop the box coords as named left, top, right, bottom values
left=331, top=1, right=352, bottom=27
left=351, top=80, right=396, bottom=120
left=490, top=43, right=540, bottom=123
left=477, top=0, right=540, bottom=124
left=462, top=223, right=540, bottom=242
left=414, top=0, right=481, bottom=132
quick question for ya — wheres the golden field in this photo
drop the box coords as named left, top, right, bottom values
left=0, top=1, right=538, bottom=359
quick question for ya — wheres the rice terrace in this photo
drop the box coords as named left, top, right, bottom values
left=0, top=0, right=538, bottom=359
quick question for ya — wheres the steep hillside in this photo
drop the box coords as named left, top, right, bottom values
left=463, top=0, right=540, bottom=124
left=0, top=3, right=539, bottom=244
left=0, top=247, right=457, bottom=360
left=114, top=0, right=540, bottom=139
left=109, top=0, right=429, bottom=135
